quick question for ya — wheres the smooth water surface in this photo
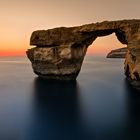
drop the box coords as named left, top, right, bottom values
left=0, top=56, right=139, bottom=140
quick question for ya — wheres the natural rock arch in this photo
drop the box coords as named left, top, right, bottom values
left=27, top=20, right=140, bottom=90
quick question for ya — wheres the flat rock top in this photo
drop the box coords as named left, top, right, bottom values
left=30, top=19, right=140, bottom=46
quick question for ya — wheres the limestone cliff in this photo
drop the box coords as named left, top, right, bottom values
left=27, top=19, right=140, bottom=89
left=107, top=47, right=127, bottom=58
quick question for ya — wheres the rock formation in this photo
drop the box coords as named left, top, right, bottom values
left=107, top=47, right=127, bottom=58
left=27, top=19, right=140, bottom=90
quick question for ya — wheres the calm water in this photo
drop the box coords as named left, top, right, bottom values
left=0, top=56, right=140, bottom=140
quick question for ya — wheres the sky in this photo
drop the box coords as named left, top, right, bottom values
left=0, top=0, right=140, bottom=56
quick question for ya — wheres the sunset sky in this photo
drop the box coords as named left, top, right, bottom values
left=0, top=0, right=140, bottom=56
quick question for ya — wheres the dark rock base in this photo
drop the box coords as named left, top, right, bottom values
left=35, top=71, right=79, bottom=81
left=127, top=78, right=140, bottom=90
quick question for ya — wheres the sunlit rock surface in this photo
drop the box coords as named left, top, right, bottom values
left=27, top=19, right=140, bottom=89
left=26, top=46, right=86, bottom=80
left=107, top=47, right=127, bottom=58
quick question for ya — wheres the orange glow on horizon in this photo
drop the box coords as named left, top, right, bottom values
left=0, top=33, right=29, bottom=56
left=0, top=46, right=26, bottom=56
left=0, top=50, right=25, bottom=56
left=87, top=46, right=111, bottom=55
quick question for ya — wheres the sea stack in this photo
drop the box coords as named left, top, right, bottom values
left=27, top=19, right=140, bottom=90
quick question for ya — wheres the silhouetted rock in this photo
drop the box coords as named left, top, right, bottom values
left=27, top=19, right=140, bottom=89
left=107, top=47, right=127, bottom=58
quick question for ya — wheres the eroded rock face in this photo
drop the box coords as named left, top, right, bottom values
left=107, top=47, right=127, bottom=58
left=27, top=46, right=87, bottom=80
left=125, top=50, right=140, bottom=90
left=27, top=19, right=140, bottom=89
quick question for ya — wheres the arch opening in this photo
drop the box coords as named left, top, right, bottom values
left=86, top=32, right=127, bottom=57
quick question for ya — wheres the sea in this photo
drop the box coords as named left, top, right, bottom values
left=0, top=55, right=139, bottom=140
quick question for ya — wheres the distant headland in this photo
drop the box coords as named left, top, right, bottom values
left=107, top=47, right=127, bottom=58
left=27, top=19, right=140, bottom=90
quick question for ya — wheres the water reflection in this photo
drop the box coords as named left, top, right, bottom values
left=31, top=78, right=85, bottom=140
left=1, top=57, right=140, bottom=140
left=123, top=79, right=140, bottom=140
left=33, top=77, right=79, bottom=122
left=30, top=77, right=140, bottom=140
